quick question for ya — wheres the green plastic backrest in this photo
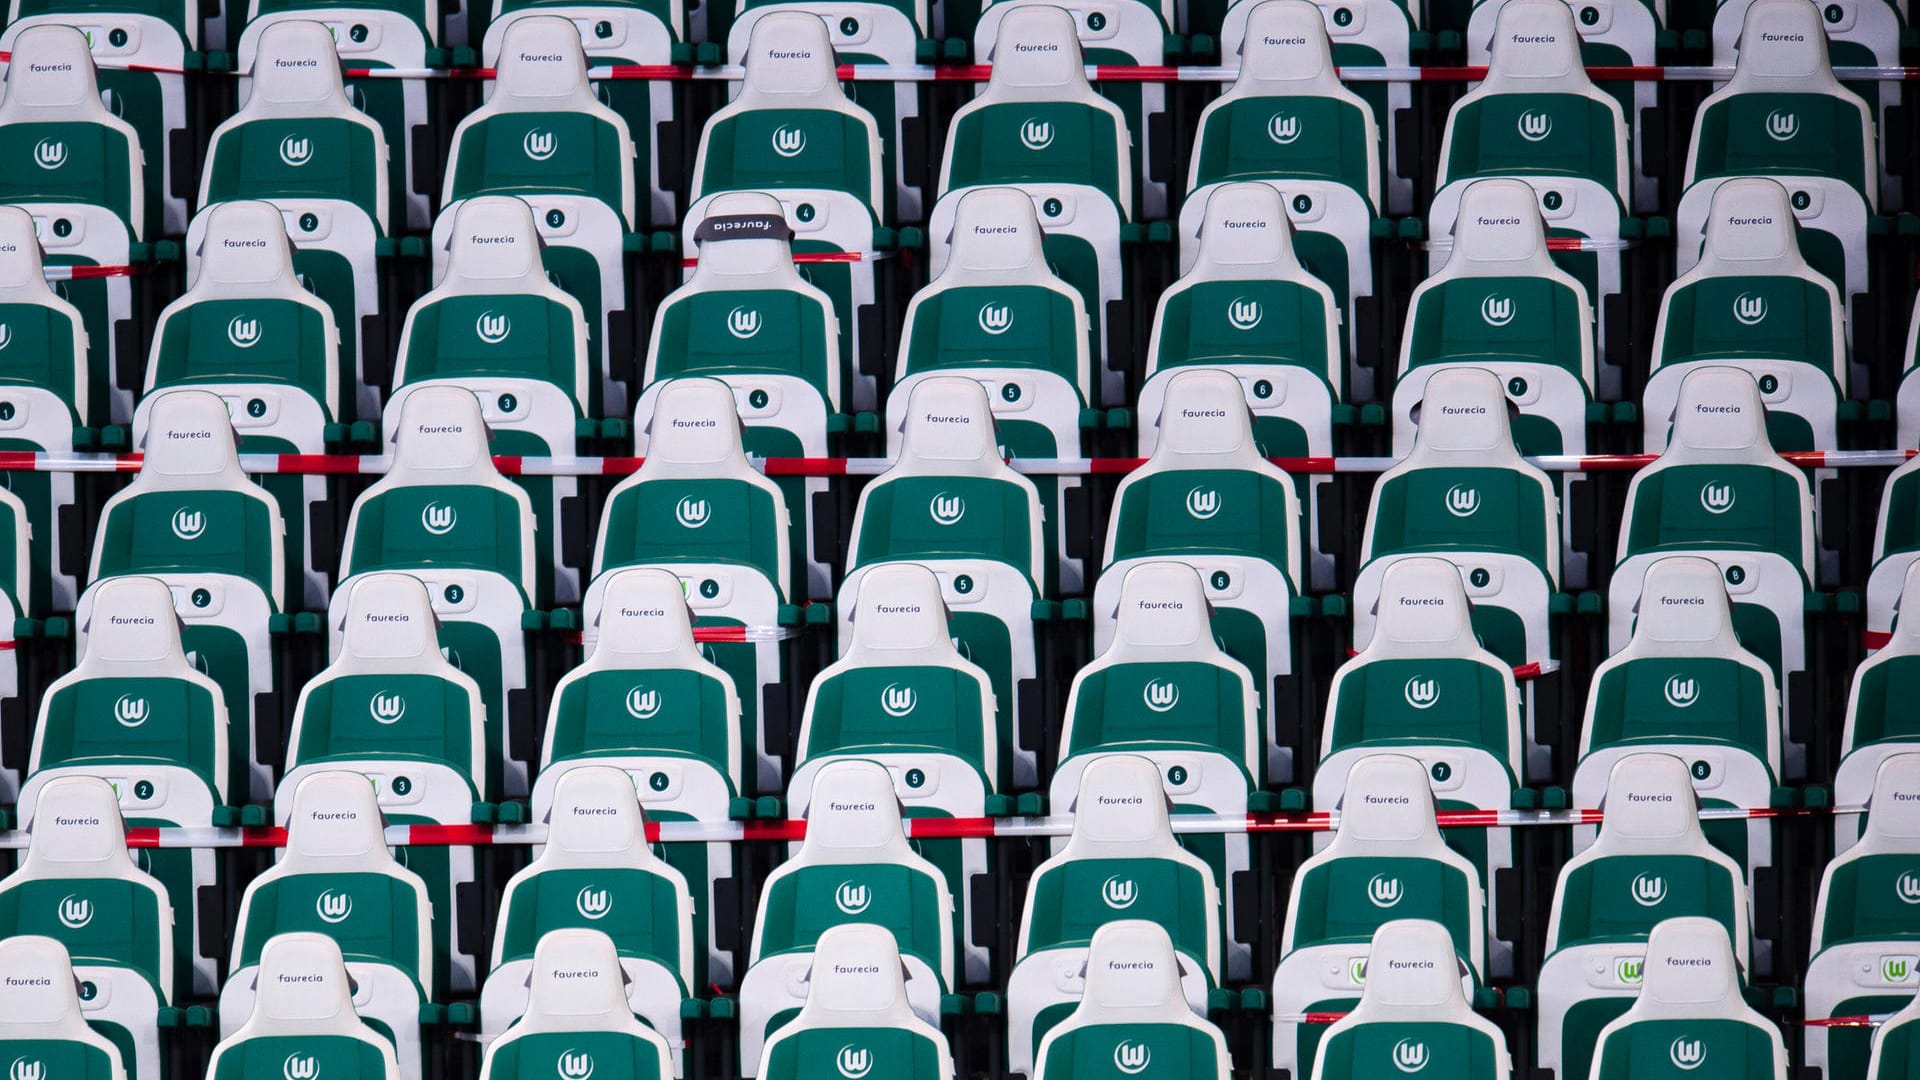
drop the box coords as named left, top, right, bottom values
left=945, top=102, right=1125, bottom=202
left=852, top=475, right=1036, bottom=576
left=204, top=117, right=385, bottom=226
left=802, top=665, right=988, bottom=766
left=1658, top=277, right=1835, bottom=369
left=1816, top=853, right=1920, bottom=948
left=1110, top=469, right=1295, bottom=574
left=496, top=866, right=686, bottom=967
left=1621, top=464, right=1806, bottom=567
left=1191, top=97, right=1373, bottom=196
left=1064, top=660, right=1250, bottom=762
left=1024, top=856, right=1213, bottom=959
left=401, top=294, right=583, bottom=400
left=902, top=284, right=1083, bottom=387
left=699, top=111, right=875, bottom=206
left=1290, top=855, right=1475, bottom=952
left=1691, top=93, right=1869, bottom=193
left=211, top=1034, right=392, bottom=1080
left=0, top=122, right=139, bottom=229
left=598, top=478, right=783, bottom=585
left=0, top=879, right=166, bottom=986
left=487, top=1031, right=667, bottom=1080
left=1316, top=1021, right=1504, bottom=1080
left=1155, top=280, right=1334, bottom=374
left=96, top=489, right=280, bottom=601
left=758, top=863, right=947, bottom=964
left=448, top=112, right=627, bottom=213
left=1444, top=94, right=1620, bottom=191
left=152, top=297, right=334, bottom=404
left=1591, top=1017, right=1777, bottom=1079
left=345, top=485, right=526, bottom=583
left=1326, top=657, right=1513, bottom=761
left=37, top=674, right=224, bottom=792
left=1586, top=658, right=1773, bottom=760
left=1367, top=467, right=1551, bottom=568
left=0, top=300, right=81, bottom=409
left=1037, top=1022, right=1222, bottom=1080
left=548, top=668, right=734, bottom=768
left=234, top=871, right=424, bottom=981
left=653, top=288, right=836, bottom=401
left=762, top=1026, right=943, bottom=1080
left=292, top=672, right=475, bottom=774
left=1405, top=277, right=1587, bottom=376
left=1552, top=854, right=1741, bottom=948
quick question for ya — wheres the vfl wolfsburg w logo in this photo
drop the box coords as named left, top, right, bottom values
left=977, top=302, right=1013, bottom=336
left=523, top=129, right=558, bottom=161
left=1516, top=110, right=1553, bottom=142
left=1142, top=678, right=1180, bottom=714
left=770, top=125, right=807, bottom=158
left=10, top=1058, right=46, bottom=1080
left=113, top=693, right=150, bottom=727
left=1445, top=484, right=1480, bottom=517
left=1367, top=874, right=1404, bottom=908
left=1732, top=292, right=1768, bottom=326
left=1630, top=872, right=1668, bottom=907
left=625, top=686, right=662, bottom=720
left=556, top=1049, right=595, bottom=1079
left=1186, top=487, right=1220, bottom=520
left=369, top=691, right=406, bottom=724
left=1765, top=109, right=1799, bottom=141
left=57, top=895, right=93, bottom=929
left=576, top=885, right=611, bottom=920
left=834, top=881, right=871, bottom=915
left=1664, top=675, right=1699, bottom=708
left=676, top=495, right=711, bottom=528
left=880, top=682, right=917, bottom=717
left=1227, top=297, right=1263, bottom=331
left=930, top=492, right=966, bottom=525
left=1102, top=875, right=1137, bottom=909
left=422, top=501, right=458, bottom=535
left=33, top=139, right=66, bottom=169
left=0, top=324, right=13, bottom=350
left=1884, top=956, right=1915, bottom=983
left=316, top=889, right=353, bottom=925
left=1019, top=118, right=1055, bottom=151
left=171, top=506, right=207, bottom=540
left=1113, top=1041, right=1152, bottom=1075
left=477, top=310, right=512, bottom=344
left=1403, top=677, right=1439, bottom=710
left=1616, top=956, right=1644, bottom=984
left=283, top=1053, right=319, bottom=1080
left=727, top=306, right=762, bottom=339
left=1669, top=1037, right=1705, bottom=1071
left=1392, top=1039, right=1429, bottom=1073
left=227, top=314, right=263, bottom=349
left=1267, top=112, right=1300, bottom=144
left=279, top=134, right=314, bottom=167
left=1896, top=871, right=1920, bottom=905
left=835, top=1046, right=872, bottom=1080
left=1699, top=483, right=1735, bottom=515
left=1481, top=294, right=1515, bottom=327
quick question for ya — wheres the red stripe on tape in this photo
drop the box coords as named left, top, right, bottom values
left=125, top=827, right=161, bottom=847
left=763, top=457, right=849, bottom=476
left=408, top=824, right=499, bottom=845
left=244, top=827, right=289, bottom=847
left=1865, top=629, right=1894, bottom=650
left=902, top=816, right=997, bottom=839
left=741, top=820, right=808, bottom=842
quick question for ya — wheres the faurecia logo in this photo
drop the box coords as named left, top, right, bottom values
left=1669, top=1037, right=1705, bottom=1071
left=1142, top=678, right=1180, bottom=714
left=556, top=1049, right=596, bottom=1080
left=282, top=1052, right=319, bottom=1080
left=1113, top=1041, right=1151, bottom=1076
left=771, top=124, right=807, bottom=158
left=575, top=885, right=611, bottom=920
left=1663, top=675, right=1699, bottom=708
left=1367, top=874, right=1403, bottom=908
left=930, top=492, right=966, bottom=525
left=113, top=693, right=150, bottom=727
left=171, top=506, right=206, bottom=540
left=1765, top=109, right=1799, bottom=141
left=625, top=686, right=662, bottom=720
left=477, top=310, right=512, bottom=344
left=32, top=139, right=66, bottom=170
left=727, top=306, right=761, bottom=339
left=880, top=682, right=917, bottom=718
left=1444, top=484, right=1480, bottom=517
left=1267, top=112, right=1300, bottom=145
left=676, top=495, right=711, bottom=529
left=1698, top=483, right=1735, bottom=516
left=422, top=501, right=458, bottom=535
left=1392, top=1039, right=1429, bottom=1073
left=1630, top=871, right=1668, bottom=907
left=316, top=889, right=353, bottom=924
left=1019, top=118, right=1055, bottom=151
left=1101, top=875, right=1137, bottom=909
left=227, top=314, right=263, bottom=349
left=1897, top=871, right=1920, bottom=905
left=977, top=302, right=1013, bottom=336
left=1480, top=294, right=1515, bottom=327
left=279, top=134, right=314, bottom=167
left=369, top=691, right=406, bottom=724
left=523, top=129, right=558, bottom=161
left=1403, top=677, right=1439, bottom=710
left=834, top=881, right=871, bottom=915
left=56, top=895, right=93, bottom=929
left=1226, top=297, right=1263, bottom=331
left=835, top=1046, right=872, bottom=1080
left=1732, top=292, right=1768, bottom=326
left=1186, top=487, right=1220, bottom=520
left=1516, top=110, right=1553, bottom=142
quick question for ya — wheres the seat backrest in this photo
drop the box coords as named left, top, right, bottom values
left=1812, top=753, right=1920, bottom=951
left=1313, top=919, right=1509, bottom=1080
left=0, top=205, right=87, bottom=418
left=756, top=923, right=954, bottom=1080
left=1287, top=754, right=1486, bottom=971
left=0, top=936, right=130, bottom=1078
left=1620, top=366, right=1813, bottom=579
left=95, top=388, right=285, bottom=608
left=1685, top=0, right=1876, bottom=202
left=1194, top=0, right=1379, bottom=208
left=1021, top=755, right=1222, bottom=981
left=0, top=25, right=144, bottom=238
left=1846, top=561, right=1920, bottom=752
left=1590, top=917, right=1785, bottom=1079
left=397, top=195, right=588, bottom=404
left=1548, top=752, right=1749, bottom=960
left=344, top=385, right=535, bottom=595
left=480, top=928, right=673, bottom=1080
left=1365, top=367, right=1559, bottom=580
left=1033, top=920, right=1228, bottom=1080
left=598, top=376, right=791, bottom=594
left=851, top=376, right=1046, bottom=587
left=210, top=933, right=401, bottom=1080
left=3, top=776, right=173, bottom=1001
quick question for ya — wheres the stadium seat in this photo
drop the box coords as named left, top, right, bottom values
left=931, top=4, right=1130, bottom=404
left=281, top=571, right=487, bottom=989
left=89, top=389, right=283, bottom=801
left=197, top=18, right=390, bottom=423
left=395, top=194, right=589, bottom=604
left=1867, top=992, right=1920, bottom=1080
left=1586, top=916, right=1788, bottom=1080
left=890, top=190, right=1088, bottom=592
left=1901, top=296, right=1920, bottom=448
left=1395, top=179, right=1595, bottom=456
left=337, top=384, right=537, bottom=796
left=1538, top=752, right=1752, bottom=1080
left=0, top=777, right=175, bottom=1063
left=222, top=770, right=434, bottom=1080
left=1608, top=366, right=1815, bottom=776
left=843, top=379, right=1046, bottom=784
left=739, top=759, right=956, bottom=1071
left=483, top=767, right=692, bottom=1058
left=0, top=935, right=134, bottom=1080
left=142, top=198, right=338, bottom=611
left=1272, top=754, right=1487, bottom=1080
left=1843, top=565, right=1920, bottom=835
left=0, top=204, right=87, bottom=613
left=1678, top=0, right=1876, bottom=314
left=24, top=579, right=227, bottom=995
left=0, top=26, right=143, bottom=423
left=691, top=12, right=886, bottom=410
left=1030, top=920, right=1231, bottom=1080
left=1009, top=754, right=1223, bottom=1072
left=1807, top=753, right=1920, bottom=1080
left=1099, top=367, right=1303, bottom=783
left=1577, top=555, right=1781, bottom=886
left=1646, top=178, right=1846, bottom=453
left=1864, top=456, right=1920, bottom=652
left=478, top=928, right=675, bottom=1080
left=1308, top=919, right=1511, bottom=1080
left=753, top=923, right=956, bottom=1080
left=207, top=932, right=403, bottom=1080
left=1428, top=0, right=1630, bottom=369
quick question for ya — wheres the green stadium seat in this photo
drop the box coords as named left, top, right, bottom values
left=207, top=933, right=403, bottom=1080
left=1031, top=921, right=1231, bottom=1080
left=1308, top=919, right=1511, bottom=1080
left=1861, top=443, right=1920, bottom=653
left=0, top=936, right=136, bottom=1080
left=753, top=923, right=956, bottom=1080
left=479, top=928, right=674, bottom=1080
left=1586, top=917, right=1787, bottom=1080
left=1843, top=567, right=1920, bottom=837
left=1866, top=990, right=1920, bottom=1079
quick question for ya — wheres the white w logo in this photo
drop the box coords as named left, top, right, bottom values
left=676, top=496, right=710, bottom=529
left=1445, top=485, right=1480, bottom=517
left=1102, top=875, right=1137, bottom=909
left=1142, top=678, right=1180, bottom=713
left=476, top=310, right=512, bottom=344
left=625, top=686, right=661, bottom=720
left=1019, top=118, right=1054, bottom=151
left=523, top=129, right=558, bottom=161
left=1516, top=110, right=1553, bottom=142
left=227, top=315, right=263, bottom=349
left=32, top=139, right=66, bottom=169
left=575, top=885, right=611, bottom=920
left=421, top=502, right=458, bottom=535
left=1113, top=1041, right=1152, bottom=1075
left=1227, top=297, right=1263, bottom=331
left=835, top=1046, right=872, bottom=1080
left=880, top=682, right=917, bottom=718
left=283, top=1053, right=319, bottom=1080
left=10, top=1060, right=46, bottom=1080
left=1392, top=1039, right=1429, bottom=1073
left=1765, top=109, right=1799, bottom=141
left=1699, top=483, right=1735, bottom=515
left=0, top=324, right=14, bottom=350
left=834, top=881, right=872, bottom=914
left=771, top=125, right=807, bottom=158
left=1663, top=675, right=1699, bottom=708
left=1267, top=113, right=1300, bottom=144
left=1186, top=487, right=1220, bottom=520
left=369, top=691, right=407, bottom=724
left=1732, top=292, right=1768, bottom=326
left=727, top=306, right=761, bottom=339
left=977, top=303, right=1013, bottom=336
left=171, top=506, right=206, bottom=540
left=316, top=889, right=353, bottom=924
left=57, top=895, right=93, bottom=929
left=1403, top=677, right=1439, bottom=710
left=113, top=694, right=149, bottom=727
left=1480, top=294, right=1515, bottom=327
left=1631, top=872, right=1668, bottom=907
left=930, top=493, right=966, bottom=525
left=557, top=1050, right=595, bottom=1080
left=1367, top=874, right=1403, bottom=908
left=279, top=134, right=314, bottom=166
left=1897, top=871, right=1920, bottom=905
left=1669, top=1037, right=1705, bottom=1071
